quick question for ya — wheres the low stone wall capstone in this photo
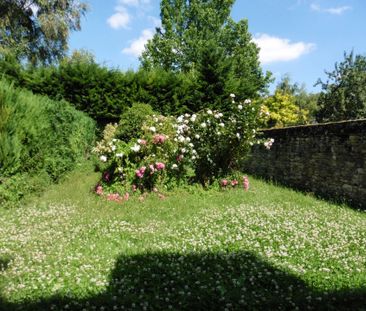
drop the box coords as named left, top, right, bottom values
left=245, top=119, right=366, bottom=208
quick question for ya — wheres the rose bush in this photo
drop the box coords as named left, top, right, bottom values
left=93, top=95, right=273, bottom=200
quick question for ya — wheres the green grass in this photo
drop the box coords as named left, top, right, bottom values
left=1, top=162, right=366, bottom=310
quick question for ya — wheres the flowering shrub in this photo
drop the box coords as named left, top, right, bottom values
left=93, top=95, right=273, bottom=199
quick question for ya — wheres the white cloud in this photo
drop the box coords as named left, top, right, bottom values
left=107, top=6, right=131, bottom=29
left=253, top=34, right=316, bottom=64
left=310, top=3, right=351, bottom=15
left=122, top=29, right=154, bottom=57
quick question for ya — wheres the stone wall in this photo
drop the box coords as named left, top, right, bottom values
left=245, top=120, right=366, bottom=208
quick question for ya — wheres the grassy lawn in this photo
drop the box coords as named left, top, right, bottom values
left=1, top=162, right=365, bottom=310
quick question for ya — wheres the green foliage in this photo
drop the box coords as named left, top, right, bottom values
left=261, top=90, right=306, bottom=128
left=0, top=79, right=95, bottom=205
left=117, top=103, right=155, bottom=142
left=141, top=0, right=271, bottom=104
left=316, top=51, right=366, bottom=122
left=0, top=0, right=87, bottom=65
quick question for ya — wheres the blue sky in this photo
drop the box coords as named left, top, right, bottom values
left=69, top=0, right=366, bottom=93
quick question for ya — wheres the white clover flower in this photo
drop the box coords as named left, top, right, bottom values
left=201, top=122, right=207, bottom=128
left=177, top=115, right=184, bottom=123
left=230, top=93, right=236, bottom=98
left=238, top=104, right=243, bottom=110
left=131, top=144, right=141, bottom=152
left=181, top=148, right=187, bottom=153
left=190, top=114, right=197, bottom=122
left=219, top=123, right=225, bottom=127
left=184, top=113, right=190, bottom=118
left=185, top=137, right=191, bottom=142
left=191, top=155, right=196, bottom=160
left=244, top=99, right=251, bottom=104
left=195, top=134, right=200, bottom=139
left=100, top=155, right=107, bottom=162
left=189, top=143, right=194, bottom=148
left=116, top=153, right=124, bottom=158
left=171, top=164, right=178, bottom=169
left=207, top=109, right=213, bottom=115
left=178, top=136, right=185, bottom=143
left=149, top=126, right=156, bottom=133
left=192, top=149, right=197, bottom=155
left=218, top=112, right=223, bottom=117
left=214, top=114, right=220, bottom=119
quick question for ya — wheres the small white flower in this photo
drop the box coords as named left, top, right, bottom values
left=207, top=109, right=213, bottom=115
left=244, top=99, right=251, bottom=104
left=184, top=113, right=190, bottom=118
left=181, top=148, right=187, bottom=153
left=201, top=122, right=207, bottom=128
left=116, top=153, right=124, bottom=158
left=230, top=93, right=236, bottom=98
left=111, top=145, right=116, bottom=151
left=149, top=126, right=156, bottom=133
left=190, top=114, right=197, bottom=122
left=189, top=143, right=194, bottom=148
left=195, top=134, right=200, bottom=139
left=100, top=155, right=107, bottom=162
left=219, top=123, right=225, bottom=127
left=118, top=167, right=123, bottom=172
left=214, top=114, right=220, bottom=119
left=177, top=115, right=184, bottom=123
left=178, top=136, right=185, bottom=143
left=185, top=137, right=191, bottom=142
left=112, top=138, right=117, bottom=142
left=236, top=133, right=241, bottom=139
left=192, top=149, right=197, bottom=155
left=131, top=144, right=141, bottom=152
left=238, top=104, right=243, bottom=110
left=191, top=155, right=196, bottom=160
left=184, top=119, right=189, bottom=124
left=218, top=112, right=223, bottom=117
left=172, top=164, right=178, bottom=169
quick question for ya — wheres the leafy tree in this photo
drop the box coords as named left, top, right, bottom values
left=261, top=90, right=305, bottom=128
left=316, top=51, right=366, bottom=122
left=0, top=0, right=87, bottom=65
left=141, top=0, right=271, bottom=106
left=277, top=74, right=318, bottom=123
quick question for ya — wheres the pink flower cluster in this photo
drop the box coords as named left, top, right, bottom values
left=135, top=162, right=165, bottom=179
left=220, top=176, right=249, bottom=191
left=155, top=162, right=165, bottom=170
left=135, top=166, right=146, bottom=179
left=243, top=176, right=249, bottom=191
left=153, top=134, right=166, bottom=144
left=95, top=184, right=103, bottom=196
left=107, top=192, right=130, bottom=202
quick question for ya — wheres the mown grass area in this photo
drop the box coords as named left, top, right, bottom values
left=1, top=162, right=366, bottom=310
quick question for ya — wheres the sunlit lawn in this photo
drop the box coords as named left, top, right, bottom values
left=1, top=162, right=365, bottom=310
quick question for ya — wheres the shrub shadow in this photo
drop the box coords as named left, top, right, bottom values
left=1, top=251, right=365, bottom=310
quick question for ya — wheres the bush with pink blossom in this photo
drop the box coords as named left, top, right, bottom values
left=93, top=95, right=272, bottom=200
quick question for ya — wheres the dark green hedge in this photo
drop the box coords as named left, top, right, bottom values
left=0, top=79, right=96, bottom=205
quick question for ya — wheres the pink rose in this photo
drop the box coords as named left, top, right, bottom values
left=95, top=184, right=103, bottom=196
left=107, top=193, right=121, bottom=202
left=231, top=179, right=239, bottom=187
left=153, top=134, right=166, bottom=144
left=155, top=162, right=165, bottom=170
left=243, top=176, right=249, bottom=191
left=221, top=179, right=228, bottom=187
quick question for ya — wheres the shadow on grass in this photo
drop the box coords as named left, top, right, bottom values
left=1, top=251, right=365, bottom=310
